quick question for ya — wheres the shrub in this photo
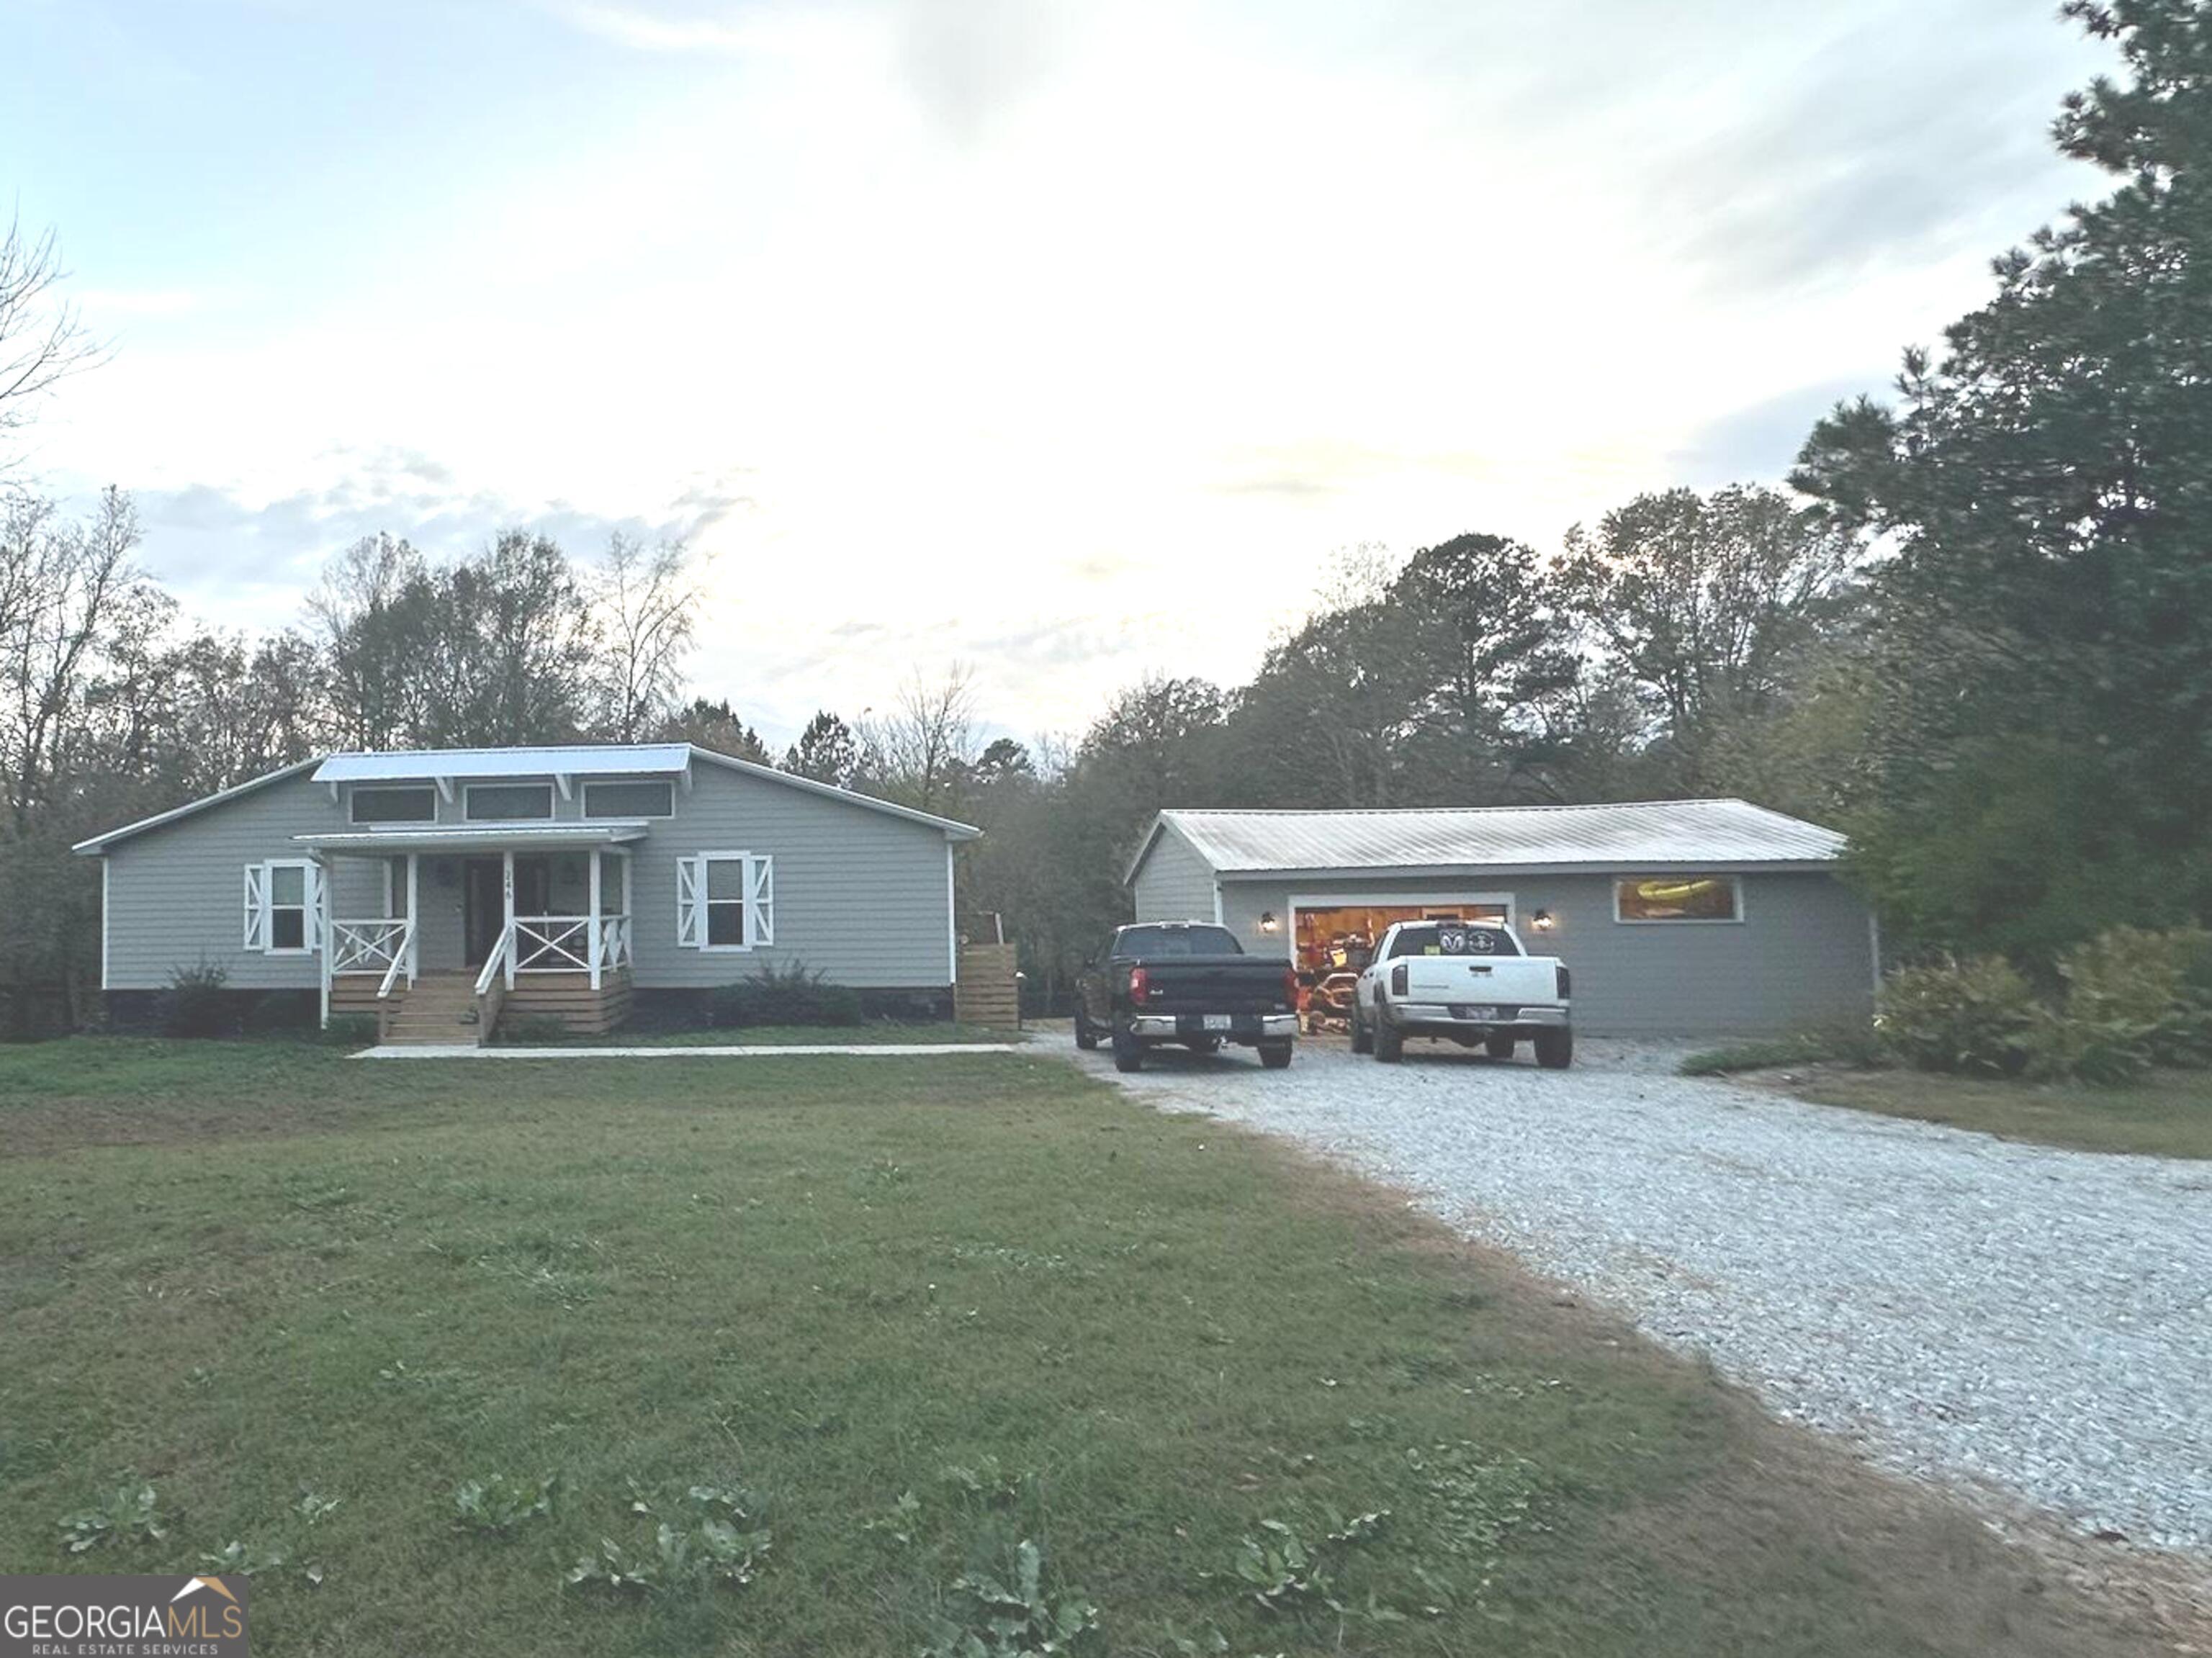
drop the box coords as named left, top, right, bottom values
left=1680, top=1021, right=1889, bottom=1077
left=709, top=961, right=862, bottom=1029
left=320, top=1014, right=379, bottom=1047
left=1874, top=955, right=2041, bottom=1076
left=2041, top=926, right=2212, bottom=1083
left=243, top=991, right=316, bottom=1034
left=159, top=963, right=234, bottom=1039
left=498, top=1013, right=568, bottom=1046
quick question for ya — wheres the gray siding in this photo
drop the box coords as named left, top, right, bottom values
left=102, top=772, right=384, bottom=991
left=627, top=762, right=953, bottom=988
left=1217, top=870, right=1874, bottom=1037
left=1131, top=824, right=1218, bottom=924
left=101, top=760, right=959, bottom=992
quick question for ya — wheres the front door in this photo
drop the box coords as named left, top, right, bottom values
left=462, top=857, right=555, bottom=966
left=463, top=859, right=503, bottom=967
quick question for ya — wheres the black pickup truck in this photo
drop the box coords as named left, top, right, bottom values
left=1074, top=922, right=1299, bottom=1072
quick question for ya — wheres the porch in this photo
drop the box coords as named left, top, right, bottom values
left=299, top=825, right=645, bottom=1045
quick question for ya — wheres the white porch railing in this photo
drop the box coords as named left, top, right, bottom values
left=474, top=926, right=511, bottom=1042
left=508, top=915, right=633, bottom=974
left=513, top=915, right=590, bottom=973
left=596, top=915, right=631, bottom=978
left=331, top=916, right=414, bottom=978
left=374, top=919, right=416, bottom=1042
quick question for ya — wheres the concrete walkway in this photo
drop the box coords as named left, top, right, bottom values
left=354, top=1042, right=1022, bottom=1059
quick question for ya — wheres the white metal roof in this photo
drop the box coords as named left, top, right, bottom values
left=1131, top=799, right=1846, bottom=884
left=313, top=744, right=693, bottom=783
left=293, top=823, right=653, bottom=854
left=75, top=743, right=982, bottom=853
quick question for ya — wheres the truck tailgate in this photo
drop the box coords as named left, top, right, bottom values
left=1398, top=956, right=1559, bottom=1007
left=1131, top=957, right=1291, bottom=1015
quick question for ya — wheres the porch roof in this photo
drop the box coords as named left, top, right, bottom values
left=293, top=822, right=652, bottom=855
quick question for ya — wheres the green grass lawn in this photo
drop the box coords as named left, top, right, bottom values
left=1742, top=1065, right=2212, bottom=1160
left=0, top=1038, right=2163, bottom=1656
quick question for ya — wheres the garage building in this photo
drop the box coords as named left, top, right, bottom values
left=1125, top=799, right=1876, bottom=1037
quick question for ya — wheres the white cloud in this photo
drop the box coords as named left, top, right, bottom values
left=33, top=0, right=2114, bottom=741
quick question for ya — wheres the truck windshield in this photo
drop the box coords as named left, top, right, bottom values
left=1115, top=925, right=1244, bottom=957
left=1385, top=923, right=1520, bottom=958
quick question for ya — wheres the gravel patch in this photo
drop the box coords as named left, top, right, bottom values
left=1055, top=1029, right=2212, bottom=1554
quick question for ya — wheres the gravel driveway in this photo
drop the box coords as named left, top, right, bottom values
left=1057, top=1030, right=2212, bottom=1554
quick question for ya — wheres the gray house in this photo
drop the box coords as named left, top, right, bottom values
left=74, top=744, right=980, bottom=1042
left=1127, top=800, right=1876, bottom=1036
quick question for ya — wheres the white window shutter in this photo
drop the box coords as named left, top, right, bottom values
left=308, top=864, right=328, bottom=952
left=243, top=864, right=269, bottom=952
left=676, top=855, right=703, bottom=949
left=745, top=855, right=775, bottom=948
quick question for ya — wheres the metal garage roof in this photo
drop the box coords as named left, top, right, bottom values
left=313, top=744, right=693, bottom=782
left=1133, top=799, right=1846, bottom=883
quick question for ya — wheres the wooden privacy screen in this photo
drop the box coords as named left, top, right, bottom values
left=953, top=942, right=1021, bottom=1028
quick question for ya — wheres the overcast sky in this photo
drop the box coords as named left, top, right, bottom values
left=8, top=0, right=2110, bottom=746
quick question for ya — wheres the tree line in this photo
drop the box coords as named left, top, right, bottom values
left=4, top=0, right=2206, bottom=1027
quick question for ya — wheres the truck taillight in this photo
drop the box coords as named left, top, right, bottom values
left=1282, top=967, right=1300, bottom=1011
left=1556, top=964, right=1571, bottom=999
left=1128, top=965, right=1150, bottom=1002
left=1390, top=963, right=1408, bottom=997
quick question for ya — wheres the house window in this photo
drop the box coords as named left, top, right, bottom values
left=464, top=783, right=554, bottom=821
left=243, top=859, right=321, bottom=954
left=582, top=780, right=675, bottom=818
left=351, top=785, right=436, bottom=824
left=1614, top=875, right=1742, bottom=924
left=677, top=852, right=774, bottom=950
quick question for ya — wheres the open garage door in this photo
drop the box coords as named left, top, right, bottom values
left=1292, top=900, right=1511, bottom=978
left=1289, top=898, right=1511, bottom=1032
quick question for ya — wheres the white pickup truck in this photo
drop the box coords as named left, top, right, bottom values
left=1351, top=919, right=1573, bottom=1068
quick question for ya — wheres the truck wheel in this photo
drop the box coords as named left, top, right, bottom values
left=1484, top=1032, right=1516, bottom=1060
left=1111, top=1027, right=1145, bottom=1073
left=1258, top=1040, right=1293, bottom=1070
left=1375, top=1019, right=1404, bottom=1064
left=1349, top=1009, right=1374, bottom=1055
left=1074, top=1009, right=1100, bottom=1051
left=1533, top=1027, right=1574, bottom=1070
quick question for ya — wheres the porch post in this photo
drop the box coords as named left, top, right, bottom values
left=588, top=850, right=603, bottom=990
left=318, top=857, right=331, bottom=1030
left=621, top=852, right=634, bottom=967
left=503, top=850, right=516, bottom=990
left=405, top=853, right=420, bottom=986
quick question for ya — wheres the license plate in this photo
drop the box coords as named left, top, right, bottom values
left=1202, top=1014, right=1232, bottom=1031
left=1452, top=1004, right=1499, bottom=1022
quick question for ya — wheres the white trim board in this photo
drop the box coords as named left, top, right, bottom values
left=1285, top=889, right=1517, bottom=932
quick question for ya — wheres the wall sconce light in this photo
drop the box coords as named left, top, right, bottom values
left=1259, top=911, right=1280, bottom=934
left=1531, top=909, right=1555, bottom=932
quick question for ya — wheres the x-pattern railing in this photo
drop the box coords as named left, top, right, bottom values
left=332, top=916, right=410, bottom=976
left=597, top=914, right=632, bottom=972
left=513, top=915, right=592, bottom=973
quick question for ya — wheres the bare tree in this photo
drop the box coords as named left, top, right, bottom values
left=0, top=215, right=104, bottom=471
left=860, top=664, right=978, bottom=814
left=0, top=487, right=153, bottom=819
left=306, top=533, right=431, bottom=749
left=593, top=532, right=698, bottom=741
